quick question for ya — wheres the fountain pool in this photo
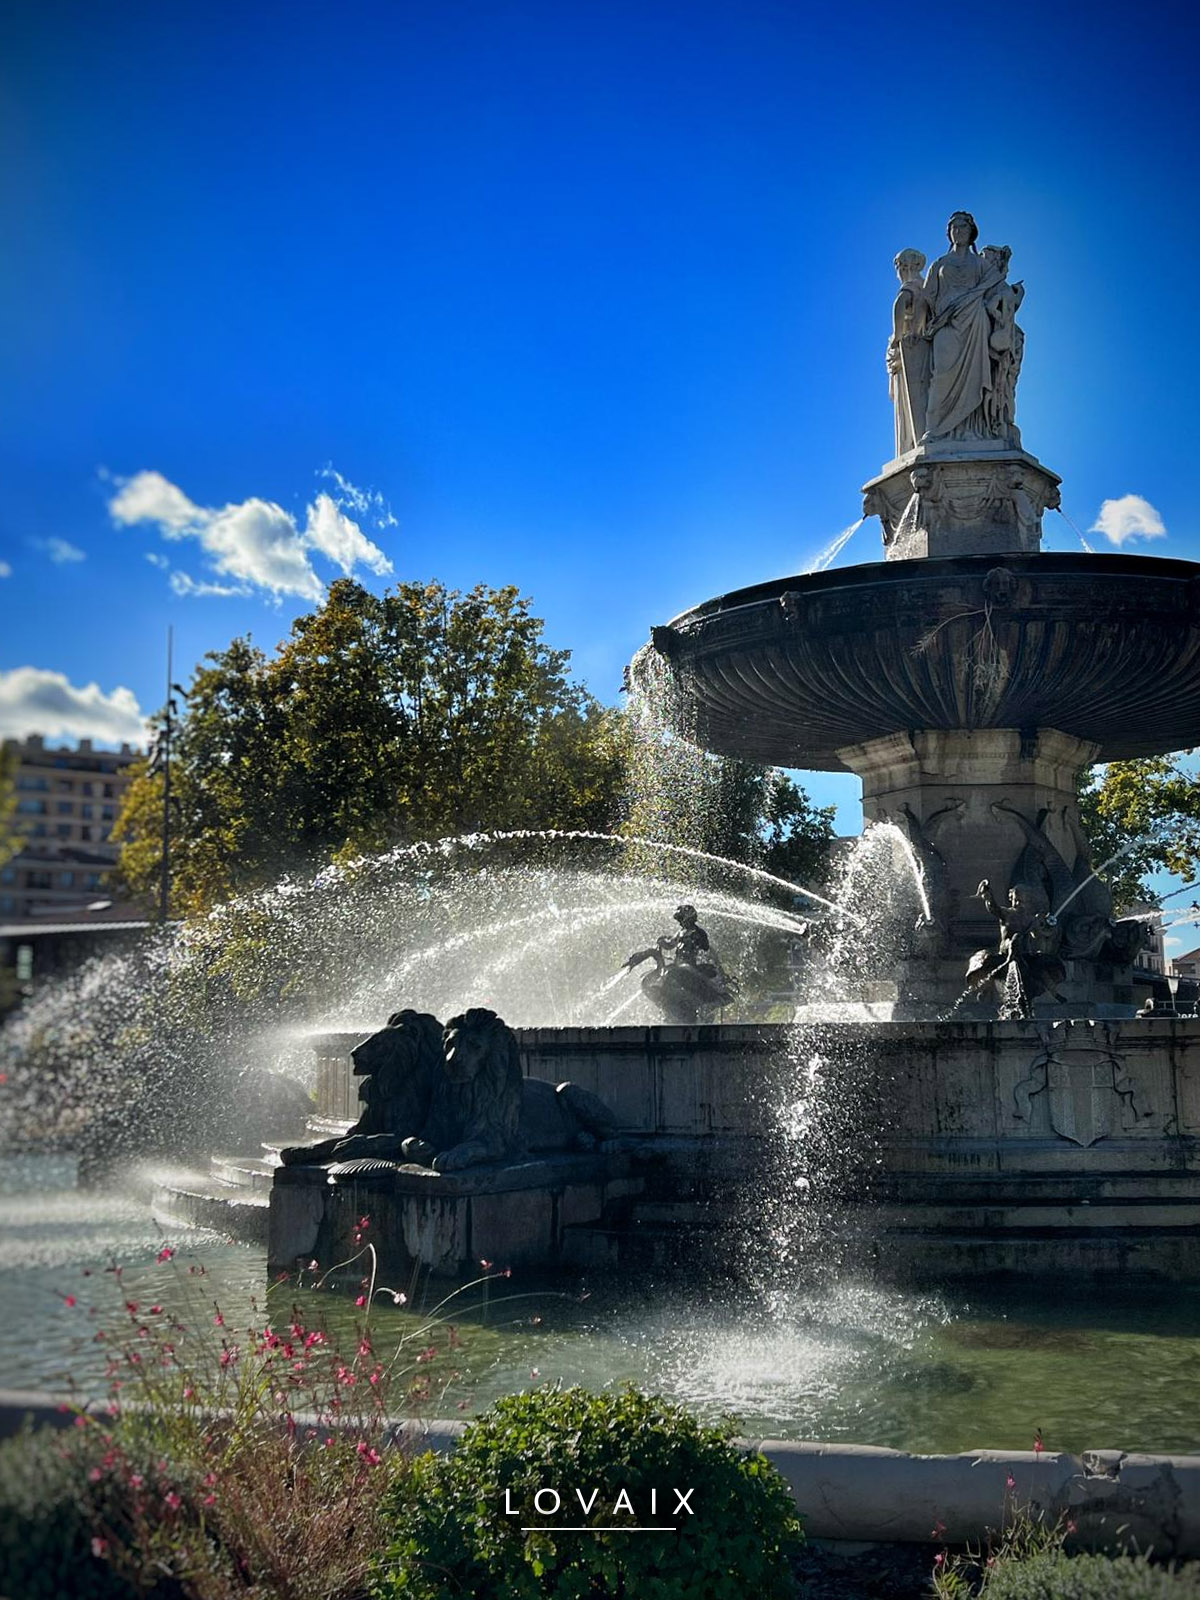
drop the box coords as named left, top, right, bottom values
left=5, top=1166, right=1200, bottom=1457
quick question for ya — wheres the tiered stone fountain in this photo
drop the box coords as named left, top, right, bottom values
left=267, top=211, right=1200, bottom=1284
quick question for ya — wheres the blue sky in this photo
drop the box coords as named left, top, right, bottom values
left=2, top=0, right=1199, bottom=927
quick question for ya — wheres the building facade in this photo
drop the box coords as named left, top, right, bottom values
left=1, top=734, right=141, bottom=918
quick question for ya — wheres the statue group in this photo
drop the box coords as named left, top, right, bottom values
left=888, top=211, right=1025, bottom=455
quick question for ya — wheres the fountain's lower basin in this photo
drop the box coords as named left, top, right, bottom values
left=259, top=1020, right=1200, bottom=1284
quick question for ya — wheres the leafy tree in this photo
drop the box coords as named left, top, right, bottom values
left=114, top=580, right=627, bottom=914
left=1077, top=754, right=1200, bottom=911
left=0, top=743, right=17, bottom=871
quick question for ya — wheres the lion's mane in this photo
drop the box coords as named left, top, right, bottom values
left=424, top=1007, right=524, bottom=1163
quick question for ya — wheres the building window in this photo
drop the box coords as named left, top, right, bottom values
left=102, top=806, right=115, bottom=822
left=84, top=873, right=102, bottom=890
left=0, top=895, right=14, bottom=913
left=27, top=871, right=53, bottom=890
left=56, top=777, right=73, bottom=791
left=16, top=944, right=33, bottom=982
left=0, top=867, right=14, bottom=884
left=82, top=804, right=94, bottom=819
left=56, top=824, right=71, bottom=839
left=32, top=824, right=46, bottom=838
left=80, top=826, right=93, bottom=841
left=103, top=783, right=115, bottom=798
left=61, top=871, right=75, bottom=887
left=57, top=801, right=73, bottom=815
left=82, top=781, right=94, bottom=796
left=17, top=776, right=48, bottom=791
left=17, top=799, right=47, bottom=815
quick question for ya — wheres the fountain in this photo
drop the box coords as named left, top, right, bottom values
left=256, top=210, right=1200, bottom=1288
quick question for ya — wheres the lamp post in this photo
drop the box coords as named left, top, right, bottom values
left=1167, top=973, right=1181, bottom=1016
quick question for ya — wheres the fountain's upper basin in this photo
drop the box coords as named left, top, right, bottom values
left=645, top=552, right=1200, bottom=769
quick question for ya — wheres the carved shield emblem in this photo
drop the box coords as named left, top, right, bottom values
left=1045, top=1052, right=1120, bottom=1147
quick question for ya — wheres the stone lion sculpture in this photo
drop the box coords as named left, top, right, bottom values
left=278, top=1008, right=443, bottom=1166
left=284, top=1006, right=622, bottom=1175
left=398, top=1007, right=524, bottom=1171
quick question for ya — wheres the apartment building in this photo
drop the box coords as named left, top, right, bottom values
left=1, top=734, right=141, bottom=918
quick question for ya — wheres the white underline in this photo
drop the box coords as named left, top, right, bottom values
left=519, top=1525, right=677, bottom=1533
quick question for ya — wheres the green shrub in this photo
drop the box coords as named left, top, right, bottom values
left=370, top=1385, right=802, bottom=1600
left=979, top=1550, right=1200, bottom=1599
left=0, top=1424, right=138, bottom=1600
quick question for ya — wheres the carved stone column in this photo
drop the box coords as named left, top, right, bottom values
left=834, top=727, right=1133, bottom=1016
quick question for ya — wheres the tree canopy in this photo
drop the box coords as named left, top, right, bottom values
left=1078, top=754, right=1200, bottom=911
left=114, top=579, right=628, bottom=913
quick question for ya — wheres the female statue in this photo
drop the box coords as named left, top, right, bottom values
left=920, top=211, right=999, bottom=442
left=887, top=248, right=930, bottom=454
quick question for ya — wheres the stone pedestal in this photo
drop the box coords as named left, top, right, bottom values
left=862, top=446, right=1061, bottom=561
left=835, top=726, right=1129, bottom=1015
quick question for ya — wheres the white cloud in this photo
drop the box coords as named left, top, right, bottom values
left=170, top=571, right=251, bottom=599
left=34, top=537, right=86, bottom=564
left=0, top=667, right=145, bottom=745
left=108, top=470, right=202, bottom=535
left=318, top=465, right=398, bottom=528
left=1090, top=494, right=1166, bottom=547
left=108, top=469, right=393, bottom=601
left=304, top=493, right=394, bottom=576
left=0, top=560, right=11, bottom=579
left=145, top=551, right=170, bottom=570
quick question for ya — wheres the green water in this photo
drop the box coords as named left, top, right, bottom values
left=3, top=1173, right=1199, bottom=1456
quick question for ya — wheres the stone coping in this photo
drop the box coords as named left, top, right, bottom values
left=307, top=1018, right=1200, bottom=1054
left=275, top=1148, right=633, bottom=1195
left=5, top=1389, right=1199, bottom=1556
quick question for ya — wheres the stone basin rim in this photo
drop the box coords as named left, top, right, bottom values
left=662, top=550, right=1200, bottom=627
left=646, top=550, right=1200, bottom=768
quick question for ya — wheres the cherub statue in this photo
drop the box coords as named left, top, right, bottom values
left=965, top=879, right=1066, bottom=1018
left=623, top=903, right=737, bottom=1023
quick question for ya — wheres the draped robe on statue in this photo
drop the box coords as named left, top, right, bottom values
left=921, top=251, right=995, bottom=440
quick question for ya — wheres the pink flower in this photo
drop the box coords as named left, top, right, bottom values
left=357, top=1216, right=370, bottom=1230
left=149, top=1304, right=163, bottom=1315
left=502, top=1267, right=512, bottom=1278
left=88, top=1466, right=102, bottom=1482
left=480, top=1258, right=493, bottom=1271
left=358, top=1336, right=372, bottom=1358
left=934, top=1552, right=945, bottom=1570
left=203, top=1493, right=216, bottom=1507
left=91, top=1536, right=108, bottom=1559
left=356, top=1440, right=382, bottom=1465
left=213, top=1310, right=225, bottom=1327
left=1066, top=1519, right=1077, bottom=1534
left=129, top=1473, right=144, bottom=1490
left=304, top=1330, right=327, bottom=1349
left=416, top=1345, right=437, bottom=1363
left=307, top=1259, right=319, bottom=1271
left=164, top=1490, right=182, bottom=1511
left=219, top=1344, right=240, bottom=1368
left=1034, top=1432, right=1044, bottom=1454
left=530, top=1368, right=540, bottom=1380
left=355, top=1295, right=366, bottom=1308
left=156, top=1247, right=174, bottom=1262
left=124, top=1300, right=139, bottom=1315
left=183, top=1386, right=195, bottom=1400
left=63, top=1294, right=77, bottom=1308
left=74, top=1415, right=88, bottom=1429
left=1006, top=1473, right=1016, bottom=1490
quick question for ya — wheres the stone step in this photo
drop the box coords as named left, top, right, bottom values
left=209, top=1153, right=280, bottom=1194
left=876, top=1173, right=1200, bottom=1204
left=151, top=1179, right=270, bottom=1246
left=870, top=1199, right=1200, bottom=1234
